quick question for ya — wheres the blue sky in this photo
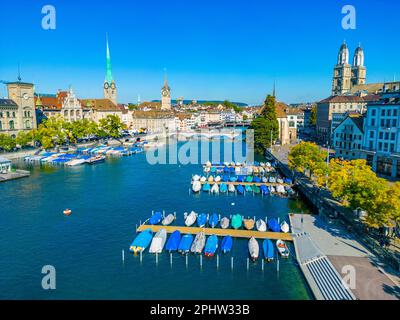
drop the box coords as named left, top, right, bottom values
left=0, top=0, right=399, bottom=105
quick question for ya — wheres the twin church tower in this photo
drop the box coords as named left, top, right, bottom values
left=102, top=35, right=171, bottom=109
left=332, top=42, right=366, bottom=96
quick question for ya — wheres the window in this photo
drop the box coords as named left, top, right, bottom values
left=25, top=120, right=31, bottom=129
left=394, top=109, right=398, bottom=117
left=381, top=109, right=386, bottom=116
left=393, top=119, right=397, bottom=127
left=9, top=120, right=14, bottom=129
left=6, top=112, right=10, bottom=118
left=378, top=142, right=382, bottom=151
left=0, top=122, right=2, bottom=130
left=385, top=132, right=389, bottom=140
left=372, top=109, right=376, bottom=116
left=0, top=112, right=2, bottom=118
left=379, top=132, right=383, bottom=139
left=390, top=144, right=395, bottom=152
left=391, top=133, right=395, bottom=140
left=387, top=110, right=392, bottom=117
left=371, top=118, right=375, bottom=126
left=381, top=119, right=385, bottom=126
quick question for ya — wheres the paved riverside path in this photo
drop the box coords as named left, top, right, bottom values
left=290, top=214, right=399, bottom=300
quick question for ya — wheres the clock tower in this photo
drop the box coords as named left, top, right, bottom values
left=103, top=34, right=117, bottom=104
left=161, top=74, right=171, bottom=110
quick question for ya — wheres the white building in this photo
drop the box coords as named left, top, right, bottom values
left=333, top=115, right=364, bottom=160
left=361, top=88, right=400, bottom=179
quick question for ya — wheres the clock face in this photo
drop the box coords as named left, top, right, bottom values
left=23, top=93, right=29, bottom=100
left=162, top=90, right=169, bottom=97
left=111, top=83, right=116, bottom=89
left=104, top=82, right=109, bottom=89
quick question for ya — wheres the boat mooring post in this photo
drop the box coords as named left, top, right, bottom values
left=246, top=258, right=249, bottom=271
left=278, top=217, right=280, bottom=224
left=170, top=253, right=172, bottom=266
left=186, top=254, right=188, bottom=268
left=277, top=256, right=280, bottom=277
left=156, top=253, right=159, bottom=265
left=200, top=255, right=203, bottom=269
left=140, top=251, right=143, bottom=264
left=231, top=256, right=234, bottom=271
left=122, top=249, right=125, bottom=263
left=216, top=254, right=219, bottom=269
left=261, top=259, right=264, bottom=271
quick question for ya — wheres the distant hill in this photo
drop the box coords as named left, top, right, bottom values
left=151, top=99, right=248, bottom=107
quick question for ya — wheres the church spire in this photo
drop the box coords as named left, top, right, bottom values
left=105, top=33, right=113, bottom=84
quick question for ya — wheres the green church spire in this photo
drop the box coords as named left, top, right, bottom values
left=105, top=33, right=113, bottom=84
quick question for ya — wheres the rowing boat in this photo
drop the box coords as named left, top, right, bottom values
left=220, top=217, right=230, bottom=229
left=221, top=236, right=233, bottom=254
left=165, top=230, right=181, bottom=252
left=209, top=213, right=219, bottom=228
left=149, top=229, right=167, bottom=253
left=149, top=211, right=163, bottom=225
left=130, top=229, right=153, bottom=254
left=178, top=234, right=194, bottom=254
left=162, top=213, right=175, bottom=226
left=184, top=211, right=197, bottom=226
left=204, top=235, right=218, bottom=257
left=231, top=214, right=243, bottom=229
left=263, top=239, right=274, bottom=261
left=276, top=239, right=290, bottom=258
left=243, top=218, right=255, bottom=230
left=248, top=237, right=259, bottom=261
left=256, top=219, right=267, bottom=232
left=191, top=232, right=206, bottom=254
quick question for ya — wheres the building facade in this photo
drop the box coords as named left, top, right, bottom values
left=361, top=89, right=400, bottom=179
left=131, top=110, right=176, bottom=133
left=333, top=114, right=364, bottom=160
left=161, top=78, right=171, bottom=110
left=0, top=82, right=37, bottom=136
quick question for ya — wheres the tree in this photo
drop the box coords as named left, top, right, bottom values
left=35, top=116, right=67, bottom=149
left=98, top=115, right=126, bottom=142
left=0, top=134, right=17, bottom=151
left=288, top=141, right=328, bottom=180
left=63, top=119, right=99, bottom=143
left=223, top=100, right=242, bottom=113
left=310, top=105, right=317, bottom=126
left=249, top=95, right=279, bottom=154
left=16, top=130, right=34, bottom=148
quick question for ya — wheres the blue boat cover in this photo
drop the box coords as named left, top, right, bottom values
left=237, top=185, right=245, bottom=194
left=260, top=185, right=269, bottom=194
left=245, top=185, right=253, bottom=192
left=253, top=176, right=261, bottom=183
left=178, top=234, right=194, bottom=252
left=223, top=167, right=230, bottom=173
left=220, top=183, right=228, bottom=192
left=130, top=229, right=153, bottom=250
left=221, top=236, right=233, bottom=253
left=209, top=213, right=219, bottom=228
left=203, top=183, right=211, bottom=192
left=263, top=239, right=274, bottom=260
left=229, top=167, right=235, bottom=174
left=204, top=235, right=218, bottom=255
left=237, top=175, right=245, bottom=182
left=149, top=211, right=162, bottom=225
left=165, top=230, right=181, bottom=252
left=222, top=174, right=229, bottom=182
left=197, top=213, right=208, bottom=227
left=267, top=218, right=280, bottom=232
left=229, top=176, right=238, bottom=182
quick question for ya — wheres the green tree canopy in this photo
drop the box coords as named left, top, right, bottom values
left=310, top=105, right=317, bottom=126
left=0, top=134, right=17, bottom=151
left=98, top=115, right=126, bottom=142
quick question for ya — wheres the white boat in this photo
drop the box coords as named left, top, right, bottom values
left=280, top=221, right=290, bottom=233
left=191, top=232, right=206, bottom=254
left=276, top=240, right=290, bottom=257
left=192, top=181, right=202, bottom=193
left=214, top=175, right=221, bottom=182
left=223, top=162, right=230, bottom=166
left=277, top=178, right=284, bottom=184
left=235, top=162, right=241, bottom=166
left=230, top=162, right=235, bottom=167
left=260, top=162, right=265, bottom=167
left=220, top=217, right=230, bottom=229
left=270, top=186, right=276, bottom=193
left=185, top=211, right=197, bottom=226
left=200, top=176, right=207, bottom=182
left=162, top=214, right=175, bottom=226
left=248, top=237, right=259, bottom=261
left=205, top=161, right=212, bottom=167
left=204, top=167, right=210, bottom=173
left=276, top=185, right=286, bottom=194
left=65, top=158, right=86, bottom=166
left=210, top=183, right=219, bottom=194
left=149, top=229, right=167, bottom=253
left=228, top=184, right=236, bottom=193
left=192, top=174, right=201, bottom=181
left=208, top=175, right=214, bottom=183
left=262, top=177, right=268, bottom=183
left=256, top=219, right=267, bottom=232
left=235, top=167, right=241, bottom=174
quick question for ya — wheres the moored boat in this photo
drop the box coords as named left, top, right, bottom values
left=130, top=229, right=153, bottom=254
left=184, top=211, right=197, bottom=226
left=228, top=184, right=236, bottom=193
left=202, top=183, right=211, bottom=192
left=178, top=234, right=194, bottom=254
left=209, top=213, right=219, bottom=228
left=165, top=230, right=181, bottom=252
left=192, top=181, right=202, bottom=193
left=263, top=239, right=274, bottom=262
left=210, top=183, right=219, bottom=194
left=220, top=217, right=230, bottom=229
left=149, top=211, right=163, bottom=225
left=86, top=155, right=106, bottom=165
left=237, top=184, right=245, bottom=194
left=197, top=213, right=208, bottom=227
left=243, top=218, right=255, bottom=230
left=221, top=236, right=233, bottom=253
left=231, top=214, right=243, bottom=229
left=268, top=218, right=280, bottom=232
left=280, top=220, right=290, bottom=233
left=219, top=183, right=228, bottom=193
left=204, top=235, right=218, bottom=257
left=162, top=213, right=175, bottom=226
left=248, top=237, right=259, bottom=261
left=276, top=239, right=290, bottom=258
left=191, top=232, right=206, bottom=254
left=256, top=219, right=267, bottom=232
left=149, top=229, right=167, bottom=253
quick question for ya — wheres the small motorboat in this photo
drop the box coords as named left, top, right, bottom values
left=191, top=232, right=206, bottom=254
left=222, top=174, right=229, bottom=182
left=220, top=217, right=230, bottom=229
left=86, top=155, right=106, bottom=165
left=256, top=219, right=267, bottom=232
left=246, top=176, right=253, bottom=183
left=252, top=184, right=260, bottom=194
left=262, top=176, right=268, bottom=183
left=209, top=213, right=219, bottom=228
left=192, top=174, right=200, bottom=181
left=263, top=239, right=274, bottom=262
left=228, top=184, right=236, bottom=193
left=231, top=214, right=243, bottom=229
left=130, top=229, right=153, bottom=254
left=245, top=185, right=253, bottom=192
left=65, top=158, right=87, bottom=166
left=229, top=176, right=237, bottom=182
left=214, top=175, right=221, bottom=182
left=184, top=211, right=197, bottom=226
left=162, top=213, right=175, bottom=226
left=237, top=184, right=245, bottom=194
left=192, top=181, right=202, bottom=193
left=221, top=236, right=233, bottom=254
left=248, top=237, right=259, bottom=262
left=269, top=186, right=276, bottom=193
left=178, top=234, right=194, bottom=254
left=223, top=167, right=230, bottom=174
left=205, top=161, right=212, bottom=167
left=204, top=167, right=210, bottom=174
left=219, top=183, right=228, bottom=193
left=260, top=185, right=269, bottom=195
left=204, top=235, right=218, bottom=257
left=276, top=240, right=290, bottom=258
left=200, top=176, right=207, bottom=182
left=208, top=175, right=214, bottom=183
left=197, top=213, right=208, bottom=227
left=63, top=209, right=72, bottom=216
left=149, top=211, right=163, bottom=225
left=243, top=218, right=255, bottom=230
left=165, top=230, right=181, bottom=252
left=210, top=183, right=219, bottom=194
left=280, top=221, right=290, bottom=233
left=149, top=229, right=167, bottom=253
left=268, top=218, right=280, bottom=232
left=237, top=175, right=245, bottom=183
left=203, top=183, right=211, bottom=192
left=253, top=176, right=261, bottom=183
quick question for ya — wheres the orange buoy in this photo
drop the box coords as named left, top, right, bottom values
left=63, top=209, right=72, bottom=216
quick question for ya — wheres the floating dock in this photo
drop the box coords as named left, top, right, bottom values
left=137, top=224, right=293, bottom=241
left=197, top=181, right=292, bottom=187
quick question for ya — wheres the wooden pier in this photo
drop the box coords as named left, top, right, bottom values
left=136, top=224, right=293, bottom=241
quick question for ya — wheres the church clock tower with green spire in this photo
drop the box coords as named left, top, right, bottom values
left=104, top=34, right=117, bottom=104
